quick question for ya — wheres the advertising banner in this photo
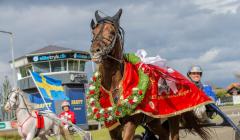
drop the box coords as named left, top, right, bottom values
left=66, top=88, right=87, bottom=125
left=28, top=93, right=56, bottom=112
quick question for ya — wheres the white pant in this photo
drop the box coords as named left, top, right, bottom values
left=194, top=106, right=209, bottom=122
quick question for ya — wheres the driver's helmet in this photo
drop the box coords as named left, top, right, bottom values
left=187, top=65, right=203, bottom=77
left=61, top=101, right=70, bottom=108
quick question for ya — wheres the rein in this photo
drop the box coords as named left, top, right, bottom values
left=7, top=90, right=36, bottom=134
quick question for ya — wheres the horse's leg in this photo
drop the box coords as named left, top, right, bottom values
left=59, top=125, right=73, bottom=140
left=146, top=118, right=170, bottom=140
left=25, top=130, right=35, bottom=140
left=168, top=116, right=180, bottom=140
left=109, top=125, right=123, bottom=140
left=18, top=127, right=25, bottom=140
left=122, top=122, right=137, bottom=140
left=53, top=124, right=61, bottom=140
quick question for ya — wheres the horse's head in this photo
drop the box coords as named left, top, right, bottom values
left=90, top=9, right=124, bottom=63
left=4, top=88, right=21, bottom=112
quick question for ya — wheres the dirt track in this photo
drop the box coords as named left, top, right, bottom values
left=183, top=106, right=240, bottom=140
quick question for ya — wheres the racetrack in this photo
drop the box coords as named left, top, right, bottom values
left=183, top=105, right=240, bottom=140
left=0, top=105, right=239, bottom=140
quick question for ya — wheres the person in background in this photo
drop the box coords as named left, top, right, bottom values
left=187, top=65, right=217, bottom=122
left=59, top=101, right=76, bottom=125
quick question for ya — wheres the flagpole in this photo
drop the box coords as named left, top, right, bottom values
left=29, top=70, right=51, bottom=111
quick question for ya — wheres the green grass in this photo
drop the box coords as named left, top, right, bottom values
left=0, top=127, right=145, bottom=140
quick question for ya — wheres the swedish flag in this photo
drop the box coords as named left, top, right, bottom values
left=30, top=71, right=69, bottom=100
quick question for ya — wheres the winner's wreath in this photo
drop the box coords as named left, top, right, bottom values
left=87, top=53, right=213, bottom=124
left=87, top=54, right=149, bottom=122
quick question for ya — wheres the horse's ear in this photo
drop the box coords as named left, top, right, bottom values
left=90, top=19, right=96, bottom=29
left=16, top=88, right=21, bottom=93
left=113, top=9, right=122, bottom=23
left=95, top=10, right=102, bottom=22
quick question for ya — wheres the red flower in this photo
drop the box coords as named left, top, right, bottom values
left=89, top=90, right=95, bottom=95
left=93, top=108, right=98, bottom=113
left=90, top=102, right=95, bottom=106
left=138, top=90, right=143, bottom=95
left=92, top=76, right=97, bottom=81
left=128, top=99, right=134, bottom=105
left=96, top=113, right=101, bottom=119
left=115, top=111, right=121, bottom=116
left=104, top=113, right=109, bottom=119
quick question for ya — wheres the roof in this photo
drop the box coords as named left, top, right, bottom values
left=26, top=45, right=89, bottom=56
left=235, top=72, right=240, bottom=78
left=10, top=45, right=90, bottom=63
left=227, top=83, right=240, bottom=92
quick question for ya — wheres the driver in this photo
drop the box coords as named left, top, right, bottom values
left=59, top=101, right=76, bottom=128
left=187, top=65, right=217, bottom=122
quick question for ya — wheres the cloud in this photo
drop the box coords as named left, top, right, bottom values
left=0, top=1, right=240, bottom=88
left=199, top=48, right=219, bottom=63
left=192, top=0, right=240, bottom=14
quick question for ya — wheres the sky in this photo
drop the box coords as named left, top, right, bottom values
left=0, top=0, right=240, bottom=88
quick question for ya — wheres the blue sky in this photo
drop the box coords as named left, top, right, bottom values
left=0, top=0, right=240, bottom=88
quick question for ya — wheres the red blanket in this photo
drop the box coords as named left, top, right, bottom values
left=101, top=61, right=213, bottom=129
left=35, top=111, right=44, bottom=129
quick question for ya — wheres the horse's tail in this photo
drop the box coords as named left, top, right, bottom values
left=180, top=111, right=211, bottom=140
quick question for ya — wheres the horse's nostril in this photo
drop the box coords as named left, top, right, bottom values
left=96, top=49, right=101, bottom=52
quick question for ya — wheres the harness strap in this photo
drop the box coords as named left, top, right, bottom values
left=18, top=115, right=32, bottom=137
left=18, top=115, right=32, bottom=128
left=35, top=128, right=41, bottom=138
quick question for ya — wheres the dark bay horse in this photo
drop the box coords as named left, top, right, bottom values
left=89, top=9, right=210, bottom=140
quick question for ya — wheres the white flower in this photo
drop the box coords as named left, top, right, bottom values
left=89, top=98, right=95, bottom=103
left=89, top=85, right=96, bottom=90
left=108, top=107, right=113, bottom=111
left=132, top=87, right=139, bottom=91
left=94, top=71, right=100, bottom=77
left=100, top=109, right=104, bottom=114
left=120, top=96, right=124, bottom=100
left=121, top=98, right=128, bottom=104
left=167, top=68, right=174, bottom=73
left=87, top=113, right=91, bottom=116
left=133, top=96, right=138, bottom=102
left=107, top=116, right=113, bottom=121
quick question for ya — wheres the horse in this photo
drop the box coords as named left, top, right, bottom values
left=4, top=88, right=66, bottom=140
left=89, top=9, right=211, bottom=140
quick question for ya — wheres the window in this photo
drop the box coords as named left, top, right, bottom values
left=79, top=61, right=85, bottom=71
left=68, top=60, right=79, bottom=71
left=19, top=65, right=32, bottom=78
left=33, top=62, right=50, bottom=73
left=50, top=60, right=67, bottom=72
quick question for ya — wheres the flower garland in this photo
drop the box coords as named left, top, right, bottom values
left=87, top=53, right=149, bottom=122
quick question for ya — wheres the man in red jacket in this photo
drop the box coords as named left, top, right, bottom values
left=59, top=101, right=76, bottom=127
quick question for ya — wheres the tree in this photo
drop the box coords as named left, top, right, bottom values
left=0, top=76, right=15, bottom=121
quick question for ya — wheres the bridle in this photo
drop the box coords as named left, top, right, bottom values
left=7, top=90, right=20, bottom=110
left=7, top=89, right=35, bottom=136
left=7, top=90, right=31, bottom=114
left=91, top=20, right=125, bottom=64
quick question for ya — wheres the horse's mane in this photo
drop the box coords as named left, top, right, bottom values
left=18, top=90, right=35, bottom=111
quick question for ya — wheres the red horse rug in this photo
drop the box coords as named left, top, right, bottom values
left=87, top=53, right=213, bottom=129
